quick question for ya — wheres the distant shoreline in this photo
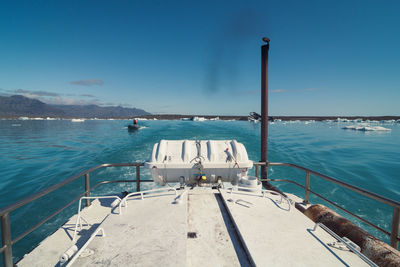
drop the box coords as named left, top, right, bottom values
left=2, top=115, right=399, bottom=121
left=135, top=115, right=400, bottom=121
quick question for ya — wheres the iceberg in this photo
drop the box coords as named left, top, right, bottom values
left=334, top=118, right=349, bottom=122
left=191, top=116, right=206, bottom=121
left=342, top=124, right=391, bottom=131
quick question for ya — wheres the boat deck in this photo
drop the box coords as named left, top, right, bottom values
left=220, top=189, right=367, bottom=266
left=18, top=187, right=368, bottom=266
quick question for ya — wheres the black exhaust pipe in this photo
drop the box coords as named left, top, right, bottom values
left=261, top=37, right=269, bottom=181
left=260, top=37, right=288, bottom=196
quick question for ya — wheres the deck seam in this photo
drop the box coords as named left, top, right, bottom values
left=217, top=189, right=256, bottom=267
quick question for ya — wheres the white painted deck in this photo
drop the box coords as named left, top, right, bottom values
left=220, top=189, right=368, bottom=266
left=18, top=187, right=368, bottom=266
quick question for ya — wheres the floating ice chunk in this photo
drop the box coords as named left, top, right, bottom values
left=342, top=124, right=391, bottom=131
left=191, top=116, right=206, bottom=121
left=371, top=126, right=392, bottom=131
left=334, top=118, right=350, bottom=122
left=248, top=118, right=259, bottom=123
left=134, top=117, right=148, bottom=121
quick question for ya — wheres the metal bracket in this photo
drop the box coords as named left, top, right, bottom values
left=312, top=223, right=377, bottom=266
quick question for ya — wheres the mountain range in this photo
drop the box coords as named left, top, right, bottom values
left=0, top=95, right=150, bottom=118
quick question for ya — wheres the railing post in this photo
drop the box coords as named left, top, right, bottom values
left=305, top=171, right=310, bottom=204
left=2, top=213, right=13, bottom=267
left=255, top=165, right=259, bottom=178
left=390, top=207, right=400, bottom=249
left=136, top=166, right=140, bottom=192
left=85, top=173, right=91, bottom=207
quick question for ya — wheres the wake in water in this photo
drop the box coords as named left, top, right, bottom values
left=123, top=126, right=148, bottom=130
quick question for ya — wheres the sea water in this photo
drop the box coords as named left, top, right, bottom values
left=0, top=119, right=399, bottom=261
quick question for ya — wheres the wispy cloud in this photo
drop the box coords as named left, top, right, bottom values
left=70, top=79, right=104, bottom=86
left=4, top=88, right=102, bottom=105
left=8, top=89, right=60, bottom=97
left=100, top=102, right=134, bottom=108
left=44, top=97, right=101, bottom=105
left=103, top=102, right=116, bottom=106
left=270, top=89, right=288, bottom=93
left=80, top=94, right=95, bottom=98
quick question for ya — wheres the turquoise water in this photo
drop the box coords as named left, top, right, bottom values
left=0, top=119, right=399, bottom=261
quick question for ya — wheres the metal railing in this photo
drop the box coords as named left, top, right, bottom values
left=253, top=162, right=400, bottom=250
left=1, top=161, right=399, bottom=266
left=0, top=162, right=150, bottom=267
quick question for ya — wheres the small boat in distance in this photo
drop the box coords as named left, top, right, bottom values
left=248, top=111, right=261, bottom=123
left=127, top=124, right=139, bottom=131
left=71, top=119, right=85, bottom=122
left=128, top=119, right=140, bottom=131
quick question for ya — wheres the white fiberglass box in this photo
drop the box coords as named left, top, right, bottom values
left=145, top=140, right=253, bottom=185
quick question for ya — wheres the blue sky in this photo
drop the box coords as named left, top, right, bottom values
left=0, top=0, right=399, bottom=115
